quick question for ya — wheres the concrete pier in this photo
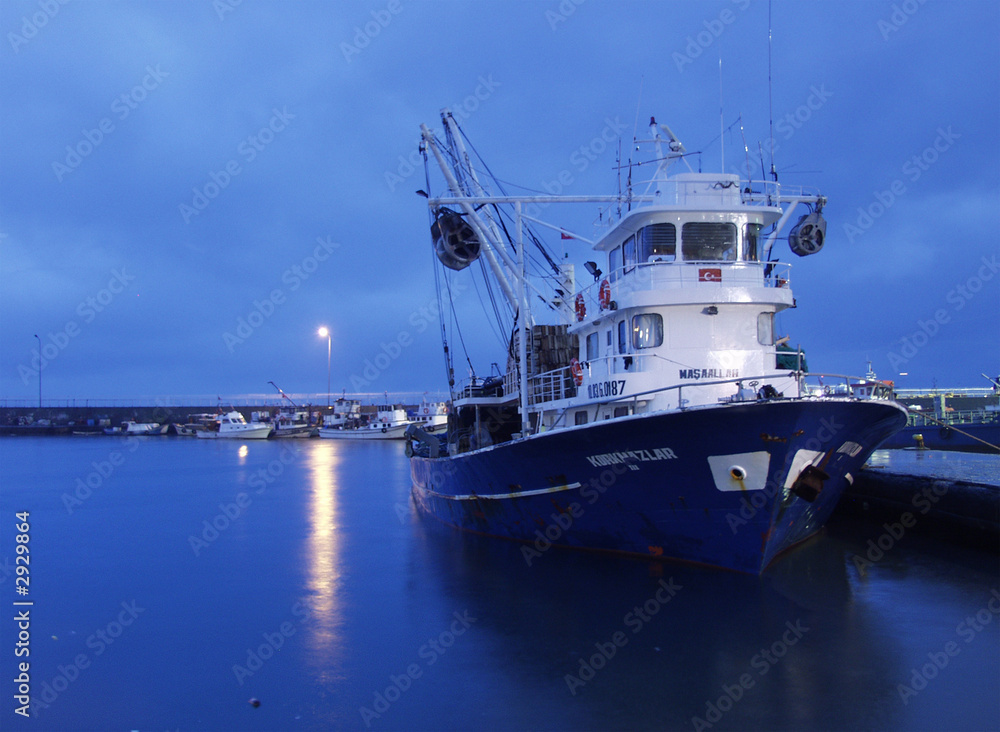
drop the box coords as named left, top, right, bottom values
left=838, top=449, right=999, bottom=550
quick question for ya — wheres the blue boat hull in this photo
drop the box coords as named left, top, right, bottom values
left=410, top=399, right=906, bottom=573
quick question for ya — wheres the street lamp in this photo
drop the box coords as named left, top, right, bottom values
left=317, top=327, right=331, bottom=407
left=33, top=334, right=41, bottom=409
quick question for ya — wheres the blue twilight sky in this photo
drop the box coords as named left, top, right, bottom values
left=1, top=0, right=998, bottom=402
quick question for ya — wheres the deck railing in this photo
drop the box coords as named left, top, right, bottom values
left=462, top=365, right=898, bottom=435
left=572, top=261, right=793, bottom=322
left=905, top=408, right=998, bottom=427
left=536, top=370, right=897, bottom=433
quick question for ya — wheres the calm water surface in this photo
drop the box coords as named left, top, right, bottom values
left=1, top=437, right=997, bottom=731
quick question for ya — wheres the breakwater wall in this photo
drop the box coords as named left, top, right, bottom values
left=0, top=404, right=302, bottom=434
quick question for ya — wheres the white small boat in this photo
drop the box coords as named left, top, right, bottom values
left=269, top=409, right=316, bottom=438
left=196, top=411, right=273, bottom=439
left=319, top=404, right=412, bottom=440
left=321, top=398, right=363, bottom=429
left=123, top=421, right=162, bottom=435
left=410, top=401, right=449, bottom=432
left=173, top=414, right=216, bottom=436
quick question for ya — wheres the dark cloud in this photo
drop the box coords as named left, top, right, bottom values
left=2, top=0, right=997, bottom=401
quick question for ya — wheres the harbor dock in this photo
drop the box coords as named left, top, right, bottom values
left=838, top=449, right=1000, bottom=549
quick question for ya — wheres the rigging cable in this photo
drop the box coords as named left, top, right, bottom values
left=424, top=142, right=456, bottom=391
left=455, top=124, right=563, bottom=276
left=445, top=267, right=477, bottom=382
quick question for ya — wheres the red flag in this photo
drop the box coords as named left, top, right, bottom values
left=560, top=232, right=574, bottom=240
left=699, top=268, right=722, bottom=282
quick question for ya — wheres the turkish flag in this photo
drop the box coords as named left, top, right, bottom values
left=699, top=268, right=722, bottom=282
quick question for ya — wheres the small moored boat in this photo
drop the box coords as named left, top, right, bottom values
left=319, top=404, right=412, bottom=440
left=196, top=411, right=273, bottom=439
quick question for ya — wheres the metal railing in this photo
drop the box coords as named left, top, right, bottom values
left=0, top=391, right=449, bottom=410
left=794, top=372, right=896, bottom=401
left=571, top=261, right=793, bottom=322
left=538, top=370, right=896, bottom=433
left=905, top=408, right=999, bottom=427
left=596, top=177, right=819, bottom=215
left=895, top=388, right=997, bottom=399
left=459, top=365, right=898, bottom=436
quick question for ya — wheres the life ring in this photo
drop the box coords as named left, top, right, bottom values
left=423, top=407, right=429, bottom=415
left=599, top=279, right=611, bottom=310
left=381, top=427, right=388, bottom=433
left=574, top=293, right=586, bottom=322
left=570, top=358, right=584, bottom=386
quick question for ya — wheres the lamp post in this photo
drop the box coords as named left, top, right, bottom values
left=317, top=327, right=331, bottom=407
left=33, top=334, right=41, bottom=409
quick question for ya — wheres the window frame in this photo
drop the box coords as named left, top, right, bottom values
left=681, top=222, right=738, bottom=262
left=609, top=245, right=623, bottom=282
left=623, top=235, right=637, bottom=274
left=631, top=313, right=664, bottom=350
left=743, top=222, right=763, bottom=262
left=757, top=312, right=775, bottom=346
left=639, top=223, right=677, bottom=262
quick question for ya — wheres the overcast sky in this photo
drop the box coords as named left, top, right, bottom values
left=1, top=0, right=997, bottom=403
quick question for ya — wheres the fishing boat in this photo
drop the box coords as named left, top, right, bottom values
left=105, top=421, right=163, bottom=435
left=321, top=397, right=363, bottom=429
left=405, top=110, right=907, bottom=574
left=195, top=410, right=273, bottom=439
left=319, top=404, right=412, bottom=440
left=410, top=400, right=449, bottom=433
left=172, top=414, right=215, bottom=436
left=264, top=381, right=317, bottom=437
left=269, top=409, right=316, bottom=438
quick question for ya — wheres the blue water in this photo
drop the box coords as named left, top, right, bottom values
left=1, top=437, right=998, bottom=731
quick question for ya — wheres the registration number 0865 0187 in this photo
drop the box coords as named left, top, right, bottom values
left=587, top=380, right=626, bottom=399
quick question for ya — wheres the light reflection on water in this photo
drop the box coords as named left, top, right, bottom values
left=304, top=440, right=343, bottom=665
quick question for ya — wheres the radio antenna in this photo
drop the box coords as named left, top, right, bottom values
left=768, top=0, right=777, bottom=181
left=632, top=75, right=644, bottom=145
left=719, top=57, right=724, bottom=172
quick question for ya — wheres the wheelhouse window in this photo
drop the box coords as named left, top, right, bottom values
left=744, top=223, right=763, bottom=262
left=639, top=223, right=676, bottom=262
left=681, top=222, right=737, bottom=261
left=586, top=332, right=599, bottom=360
left=757, top=312, right=774, bottom=345
left=623, top=235, right=637, bottom=273
left=632, top=313, right=663, bottom=349
left=609, top=245, right=622, bottom=282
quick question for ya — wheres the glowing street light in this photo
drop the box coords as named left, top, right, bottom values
left=318, top=327, right=331, bottom=407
